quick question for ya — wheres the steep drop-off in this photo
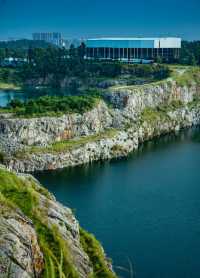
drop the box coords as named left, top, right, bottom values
left=0, top=165, right=116, bottom=278
left=0, top=67, right=200, bottom=172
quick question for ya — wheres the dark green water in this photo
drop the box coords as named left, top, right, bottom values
left=35, top=127, right=200, bottom=278
left=0, top=90, right=25, bottom=107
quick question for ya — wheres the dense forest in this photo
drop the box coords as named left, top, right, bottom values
left=0, top=39, right=199, bottom=91
left=0, top=39, right=200, bottom=65
left=0, top=39, right=50, bottom=59
left=0, top=42, right=171, bottom=90
left=180, top=41, right=200, bottom=65
left=0, top=39, right=199, bottom=115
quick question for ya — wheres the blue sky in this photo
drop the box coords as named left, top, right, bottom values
left=0, top=0, right=199, bottom=40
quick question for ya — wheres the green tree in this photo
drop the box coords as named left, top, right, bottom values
left=0, top=48, right=5, bottom=63
left=188, top=54, right=197, bottom=66
left=155, top=56, right=163, bottom=64
left=78, top=42, right=86, bottom=59
left=69, top=44, right=76, bottom=58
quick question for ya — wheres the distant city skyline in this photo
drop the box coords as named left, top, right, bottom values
left=0, top=0, right=199, bottom=41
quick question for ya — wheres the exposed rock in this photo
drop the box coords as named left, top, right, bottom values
left=0, top=101, right=113, bottom=153
left=0, top=72, right=200, bottom=277
left=0, top=79, right=200, bottom=172
left=0, top=167, right=115, bottom=277
left=0, top=198, right=44, bottom=278
left=104, top=81, right=199, bottom=112
left=5, top=104, right=200, bottom=173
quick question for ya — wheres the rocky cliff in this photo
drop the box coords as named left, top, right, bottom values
left=0, top=68, right=200, bottom=172
left=0, top=165, right=116, bottom=278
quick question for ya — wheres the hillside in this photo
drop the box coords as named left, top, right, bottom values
left=0, top=165, right=116, bottom=277
left=0, top=67, right=200, bottom=172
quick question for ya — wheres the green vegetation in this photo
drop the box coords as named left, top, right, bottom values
left=0, top=168, right=115, bottom=277
left=0, top=82, right=21, bottom=90
left=140, top=100, right=185, bottom=123
left=5, top=95, right=99, bottom=117
left=0, top=167, right=117, bottom=277
left=14, top=129, right=118, bottom=157
left=80, top=228, right=116, bottom=278
left=171, top=66, right=200, bottom=86
left=112, top=66, right=200, bottom=92
left=0, top=152, right=5, bottom=164
left=0, top=40, right=200, bottom=93
left=19, top=56, right=171, bottom=89
left=1, top=42, right=172, bottom=91
left=0, top=39, right=51, bottom=63
left=140, top=97, right=200, bottom=125
left=157, top=100, right=184, bottom=112
left=0, top=168, right=80, bottom=278
left=140, top=107, right=167, bottom=123
left=180, top=41, right=200, bottom=66
left=0, top=68, right=22, bottom=90
left=121, top=63, right=171, bottom=80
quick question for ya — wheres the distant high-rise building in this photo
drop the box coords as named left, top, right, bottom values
left=32, top=32, right=64, bottom=47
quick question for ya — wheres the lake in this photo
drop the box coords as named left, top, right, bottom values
left=0, top=90, right=25, bottom=107
left=35, top=127, right=200, bottom=278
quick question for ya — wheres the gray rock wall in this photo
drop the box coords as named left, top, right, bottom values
left=1, top=80, right=200, bottom=172
left=0, top=202, right=44, bottom=278
left=1, top=81, right=200, bottom=154
left=7, top=105, right=200, bottom=172
left=0, top=168, right=113, bottom=277
left=0, top=101, right=113, bottom=153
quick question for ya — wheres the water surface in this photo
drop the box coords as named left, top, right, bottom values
left=35, top=128, right=200, bottom=278
left=0, top=90, right=25, bottom=107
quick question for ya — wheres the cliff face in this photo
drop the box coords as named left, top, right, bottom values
left=0, top=101, right=112, bottom=153
left=6, top=105, right=200, bottom=172
left=0, top=69, right=200, bottom=277
left=0, top=73, right=200, bottom=172
left=0, top=166, right=115, bottom=278
left=0, top=196, right=44, bottom=277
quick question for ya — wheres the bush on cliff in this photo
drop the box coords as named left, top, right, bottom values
left=0, top=152, right=5, bottom=164
left=80, top=228, right=116, bottom=278
left=0, top=168, right=116, bottom=278
left=8, top=95, right=99, bottom=117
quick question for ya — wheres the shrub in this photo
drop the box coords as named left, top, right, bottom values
left=0, top=152, right=5, bottom=164
left=80, top=228, right=116, bottom=278
left=8, top=95, right=99, bottom=117
left=0, top=168, right=79, bottom=278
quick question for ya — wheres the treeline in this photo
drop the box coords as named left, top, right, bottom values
left=0, top=68, right=21, bottom=85
left=19, top=44, right=86, bottom=88
left=1, top=39, right=200, bottom=66
left=0, top=39, right=199, bottom=90
left=180, top=41, right=200, bottom=65
left=8, top=95, right=98, bottom=116
left=0, top=39, right=51, bottom=60
left=17, top=44, right=170, bottom=88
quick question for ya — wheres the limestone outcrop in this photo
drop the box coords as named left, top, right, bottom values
left=0, top=76, right=200, bottom=172
left=0, top=166, right=115, bottom=277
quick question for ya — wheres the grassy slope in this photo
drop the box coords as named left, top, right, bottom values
left=0, top=82, right=22, bottom=90
left=14, top=129, right=118, bottom=158
left=108, top=66, right=200, bottom=92
left=0, top=167, right=116, bottom=278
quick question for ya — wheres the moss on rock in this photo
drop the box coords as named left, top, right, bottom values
left=0, top=167, right=116, bottom=277
left=80, top=228, right=116, bottom=278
